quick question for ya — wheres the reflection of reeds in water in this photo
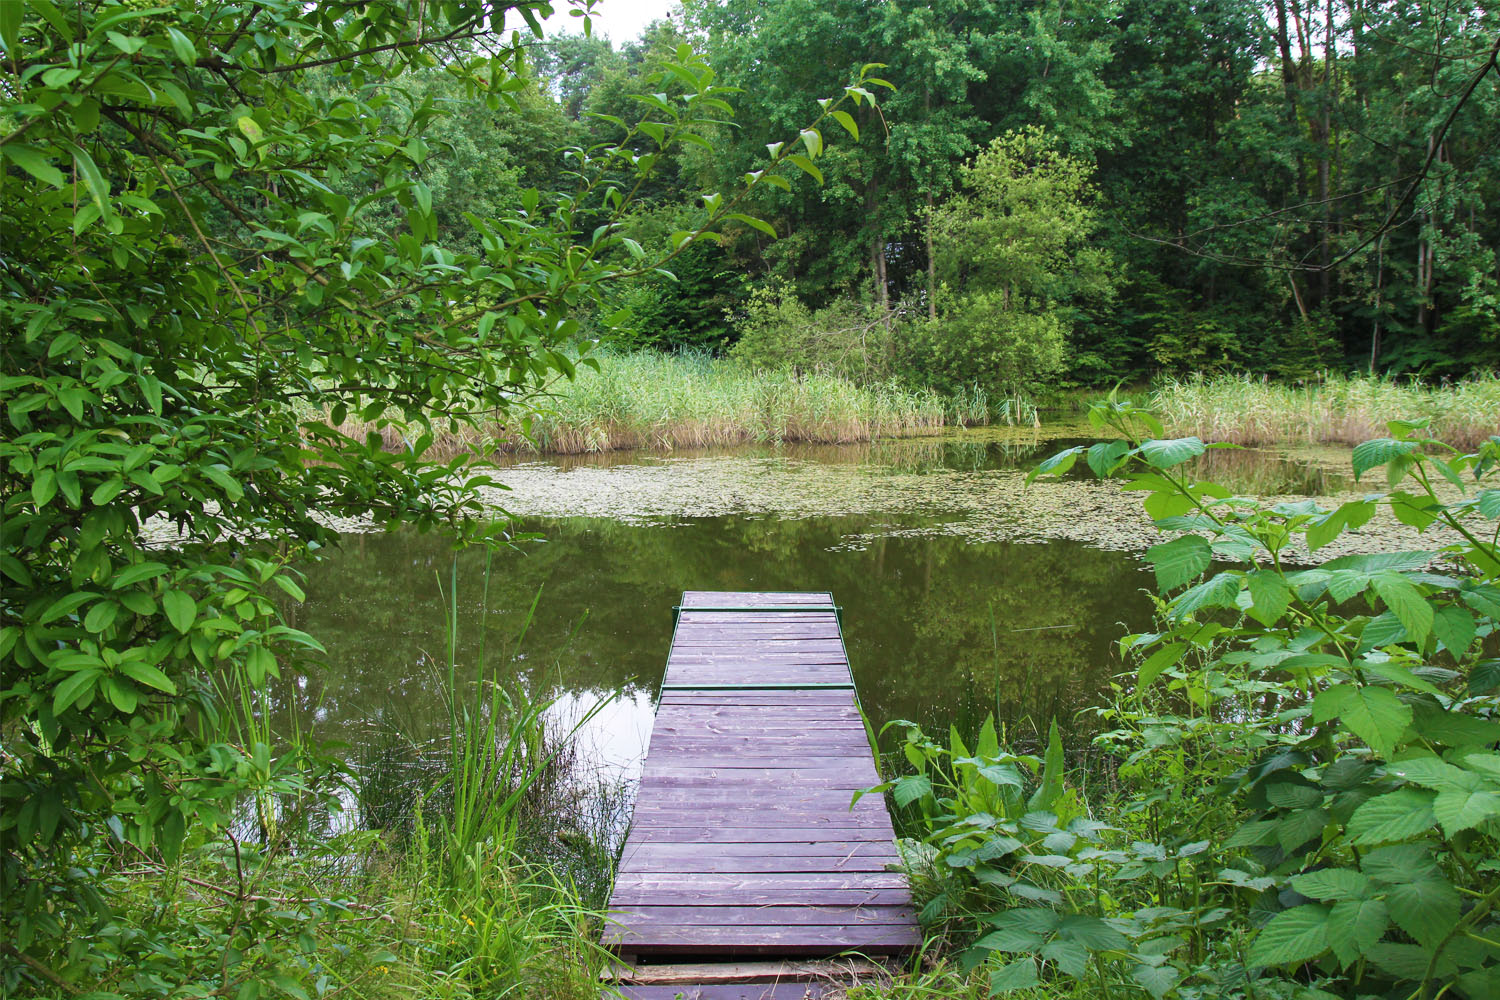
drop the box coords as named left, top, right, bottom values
left=1156, top=373, right=1500, bottom=450
left=1180, top=445, right=1347, bottom=496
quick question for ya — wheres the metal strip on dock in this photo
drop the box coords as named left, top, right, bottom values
left=604, top=590, right=919, bottom=967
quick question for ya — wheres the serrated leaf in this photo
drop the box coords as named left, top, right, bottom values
left=1131, top=962, right=1180, bottom=999
left=1170, top=572, right=1240, bottom=617
left=1432, top=605, right=1475, bottom=658
left=1247, top=904, right=1330, bottom=966
left=1385, top=878, right=1460, bottom=946
left=892, top=774, right=931, bottom=808
left=1291, top=868, right=1369, bottom=901
left=988, top=958, right=1039, bottom=993
left=1139, top=436, right=1206, bottom=469
left=1351, top=438, right=1419, bottom=481
left=1326, top=897, right=1388, bottom=969
left=1371, top=572, right=1432, bottom=647
left=1246, top=570, right=1291, bottom=626
left=1310, top=683, right=1411, bottom=758
left=1146, top=534, right=1212, bottom=591
left=1347, top=788, right=1437, bottom=844
left=1086, top=439, right=1129, bottom=478
left=1431, top=786, right=1500, bottom=835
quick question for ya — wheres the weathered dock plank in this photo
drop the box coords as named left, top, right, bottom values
left=604, top=591, right=919, bottom=963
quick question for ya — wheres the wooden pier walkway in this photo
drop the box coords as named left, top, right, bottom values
left=605, top=591, right=918, bottom=996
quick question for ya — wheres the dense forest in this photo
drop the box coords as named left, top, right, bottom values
left=393, top=1, right=1500, bottom=387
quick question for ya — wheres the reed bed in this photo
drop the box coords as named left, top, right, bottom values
left=1153, top=373, right=1500, bottom=449
left=337, top=352, right=968, bottom=458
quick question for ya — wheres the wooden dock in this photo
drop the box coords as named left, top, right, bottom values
left=605, top=591, right=918, bottom=995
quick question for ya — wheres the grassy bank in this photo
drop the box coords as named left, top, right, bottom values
left=340, top=352, right=992, bottom=457
left=1153, top=372, right=1500, bottom=448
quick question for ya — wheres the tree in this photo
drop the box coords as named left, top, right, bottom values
left=0, top=1, right=874, bottom=989
left=910, top=127, right=1116, bottom=391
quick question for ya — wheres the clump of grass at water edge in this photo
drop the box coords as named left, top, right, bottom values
left=1153, top=371, right=1500, bottom=449
left=335, top=351, right=997, bottom=457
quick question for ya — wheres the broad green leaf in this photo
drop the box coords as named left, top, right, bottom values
left=1139, top=436, right=1205, bottom=469
left=1170, top=572, right=1240, bottom=617
left=162, top=590, right=196, bottom=634
left=1371, top=572, right=1432, bottom=647
left=1246, top=569, right=1290, bottom=626
left=1310, top=683, right=1411, bottom=758
left=1351, top=438, right=1419, bottom=481
left=1145, top=534, right=1211, bottom=591
left=728, top=213, right=776, bottom=238
left=1347, top=788, right=1437, bottom=844
left=1385, top=878, right=1461, bottom=947
left=786, top=154, right=823, bottom=184
left=988, top=958, right=1039, bottom=993
left=1431, top=786, right=1500, bottom=835
left=1432, top=605, right=1475, bottom=657
left=892, top=774, right=931, bottom=808
left=1057, top=913, right=1128, bottom=950
left=120, top=660, right=177, bottom=694
left=1085, top=439, right=1129, bottom=478
left=52, top=668, right=102, bottom=714
left=1247, top=904, right=1330, bottom=966
left=4, top=145, right=67, bottom=189
left=1137, top=642, right=1184, bottom=687
left=1326, top=897, right=1388, bottom=969
left=829, top=110, right=859, bottom=140
left=1291, top=868, right=1369, bottom=901
left=165, top=25, right=197, bottom=64
left=1131, top=962, right=1180, bottom=999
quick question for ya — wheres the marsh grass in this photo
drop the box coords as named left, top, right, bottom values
left=1154, top=372, right=1500, bottom=449
left=333, top=352, right=985, bottom=458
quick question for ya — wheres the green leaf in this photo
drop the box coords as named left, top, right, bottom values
left=892, top=774, right=931, bottom=808
left=728, top=213, right=776, bottom=238
left=1137, top=642, right=1185, bottom=688
left=68, top=143, right=114, bottom=219
left=38, top=591, right=93, bottom=624
left=1432, top=605, right=1475, bottom=658
left=52, top=669, right=102, bottom=714
left=1385, top=878, right=1461, bottom=947
left=1291, top=868, right=1369, bottom=901
left=83, top=601, right=119, bottom=634
left=1371, top=572, right=1432, bottom=647
left=1057, top=913, right=1128, bottom=950
left=1246, top=570, right=1291, bottom=626
left=164, top=25, right=197, bottom=64
left=786, top=154, right=823, bottom=184
left=1347, top=788, right=1437, bottom=844
left=1139, top=436, right=1205, bottom=469
left=1310, top=683, right=1411, bottom=758
left=1085, top=439, right=1129, bottom=478
left=1171, top=572, right=1240, bottom=617
left=1326, top=897, right=1388, bottom=969
left=988, top=959, right=1039, bottom=993
left=1131, top=962, right=1180, bottom=999
left=1145, top=534, right=1212, bottom=591
left=1247, top=904, right=1330, bottom=966
left=1431, top=786, right=1500, bottom=835
left=1472, top=659, right=1500, bottom=695
left=119, top=660, right=177, bottom=695
left=4, top=145, right=67, bottom=189
left=1351, top=438, right=1419, bottom=481
left=162, top=590, right=196, bottom=634
left=1027, top=719, right=1064, bottom=811
left=830, top=110, right=859, bottom=140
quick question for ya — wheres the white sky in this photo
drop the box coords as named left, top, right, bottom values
left=553, top=0, right=680, bottom=44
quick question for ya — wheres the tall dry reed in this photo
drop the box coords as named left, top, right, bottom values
left=334, top=352, right=967, bottom=458
left=1153, top=373, right=1500, bottom=449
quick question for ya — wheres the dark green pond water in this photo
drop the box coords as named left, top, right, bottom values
left=280, top=429, right=1350, bottom=813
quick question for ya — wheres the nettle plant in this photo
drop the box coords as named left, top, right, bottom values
left=1033, top=400, right=1500, bottom=999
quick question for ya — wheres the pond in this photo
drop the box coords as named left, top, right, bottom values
left=276, top=425, right=1360, bottom=850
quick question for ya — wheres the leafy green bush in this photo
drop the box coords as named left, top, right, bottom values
left=884, top=399, right=1500, bottom=999
left=901, top=292, right=1068, bottom=393
left=730, top=284, right=898, bottom=383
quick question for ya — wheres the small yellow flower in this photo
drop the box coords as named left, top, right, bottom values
left=463, top=915, right=475, bottom=927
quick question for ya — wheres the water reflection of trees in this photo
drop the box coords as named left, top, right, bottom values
left=286, top=516, right=1155, bottom=754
